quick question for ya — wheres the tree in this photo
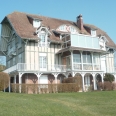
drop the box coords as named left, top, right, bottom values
left=0, top=72, right=10, bottom=91
left=103, top=73, right=115, bottom=82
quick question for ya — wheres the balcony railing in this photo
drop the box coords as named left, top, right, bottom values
left=3, top=63, right=116, bottom=74
left=73, top=63, right=100, bottom=71
left=4, top=63, right=67, bottom=73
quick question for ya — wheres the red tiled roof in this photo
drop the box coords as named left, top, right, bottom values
left=2, top=11, right=116, bottom=48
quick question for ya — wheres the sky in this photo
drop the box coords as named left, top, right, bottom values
left=0, top=0, right=116, bottom=65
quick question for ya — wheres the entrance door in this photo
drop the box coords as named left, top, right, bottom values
left=39, top=53, right=47, bottom=71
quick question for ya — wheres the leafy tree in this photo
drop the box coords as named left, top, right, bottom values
left=103, top=73, right=115, bottom=82
left=0, top=72, right=10, bottom=91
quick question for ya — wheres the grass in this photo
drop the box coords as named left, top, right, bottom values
left=0, top=91, right=116, bottom=116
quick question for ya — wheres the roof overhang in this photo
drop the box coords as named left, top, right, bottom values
left=56, top=46, right=108, bottom=55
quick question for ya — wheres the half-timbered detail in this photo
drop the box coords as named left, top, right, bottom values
left=0, top=12, right=116, bottom=92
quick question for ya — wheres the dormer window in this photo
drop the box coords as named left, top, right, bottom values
left=38, top=29, right=50, bottom=47
left=33, top=19, right=41, bottom=28
left=57, top=24, right=77, bottom=33
left=39, top=33, right=46, bottom=42
left=91, top=30, right=96, bottom=36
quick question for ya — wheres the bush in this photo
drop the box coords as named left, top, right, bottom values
left=104, top=73, right=114, bottom=82
left=98, top=82, right=115, bottom=91
left=0, top=72, right=10, bottom=91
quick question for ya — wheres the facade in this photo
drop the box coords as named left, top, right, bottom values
left=0, top=12, right=116, bottom=92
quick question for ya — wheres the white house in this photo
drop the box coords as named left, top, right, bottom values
left=0, top=12, right=116, bottom=92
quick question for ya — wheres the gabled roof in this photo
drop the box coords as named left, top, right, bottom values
left=1, top=11, right=116, bottom=48
left=84, top=24, right=116, bottom=48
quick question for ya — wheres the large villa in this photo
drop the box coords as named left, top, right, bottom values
left=0, top=12, right=116, bottom=92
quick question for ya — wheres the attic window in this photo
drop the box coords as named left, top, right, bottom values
left=57, top=25, right=77, bottom=33
left=91, top=30, right=96, bottom=36
left=33, top=19, right=41, bottom=28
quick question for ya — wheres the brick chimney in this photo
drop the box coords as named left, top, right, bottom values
left=77, top=14, right=83, bottom=31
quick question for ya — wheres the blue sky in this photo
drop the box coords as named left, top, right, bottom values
left=0, top=0, right=116, bottom=43
left=0, top=0, right=116, bottom=65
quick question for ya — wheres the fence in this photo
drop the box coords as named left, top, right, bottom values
left=11, top=83, right=79, bottom=94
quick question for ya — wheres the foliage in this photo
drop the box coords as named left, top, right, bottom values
left=11, top=83, right=79, bottom=94
left=98, top=82, right=116, bottom=91
left=0, top=72, right=10, bottom=91
left=62, top=74, right=82, bottom=91
left=0, top=65, right=6, bottom=72
left=103, top=73, right=115, bottom=82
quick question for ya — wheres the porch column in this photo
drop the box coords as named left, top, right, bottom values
left=14, top=75, right=16, bottom=84
left=80, top=51, right=83, bottom=70
left=113, top=74, right=116, bottom=83
left=9, top=77, right=11, bottom=93
left=54, top=75, right=57, bottom=84
left=92, top=74, right=96, bottom=90
left=81, top=74, right=85, bottom=92
left=19, top=73, right=23, bottom=93
left=14, top=75, right=16, bottom=92
left=52, top=73, right=59, bottom=84
left=101, top=73, right=104, bottom=83
left=70, top=50, right=73, bottom=70
left=34, top=73, right=42, bottom=84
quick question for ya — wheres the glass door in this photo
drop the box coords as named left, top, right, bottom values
left=39, top=53, right=47, bottom=71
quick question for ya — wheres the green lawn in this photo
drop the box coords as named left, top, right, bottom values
left=0, top=91, right=116, bottom=116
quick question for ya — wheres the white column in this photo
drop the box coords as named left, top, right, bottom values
left=91, top=52, right=94, bottom=70
left=9, top=77, right=11, bottom=93
left=19, top=73, right=23, bottom=93
left=92, top=74, right=96, bottom=90
left=114, top=75, right=116, bottom=83
left=80, top=51, right=83, bottom=70
left=34, top=73, right=42, bottom=84
left=71, top=50, right=73, bottom=70
left=14, top=75, right=16, bottom=92
left=81, top=74, right=85, bottom=92
left=101, top=73, right=104, bottom=83
left=14, top=75, right=16, bottom=84
left=54, top=75, right=57, bottom=84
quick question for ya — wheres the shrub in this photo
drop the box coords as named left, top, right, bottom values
left=62, top=75, right=82, bottom=91
left=0, top=72, right=10, bottom=91
left=104, top=73, right=114, bottom=82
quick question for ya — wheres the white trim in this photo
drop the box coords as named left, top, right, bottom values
left=39, top=53, right=46, bottom=56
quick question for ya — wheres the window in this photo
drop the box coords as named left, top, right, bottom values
left=18, top=54, right=22, bottom=63
left=33, top=19, right=41, bottom=28
left=91, top=30, right=96, bottom=36
left=13, top=57, right=16, bottom=65
left=39, top=56, right=47, bottom=68
left=93, top=54, right=100, bottom=64
left=39, top=53, right=47, bottom=70
left=8, top=61, right=10, bottom=68
left=39, top=34, right=46, bottom=42
left=38, top=30, right=50, bottom=47
left=18, top=38, right=22, bottom=48
left=83, top=52, right=92, bottom=63
left=73, top=54, right=81, bottom=63
left=8, top=45, right=10, bottom=54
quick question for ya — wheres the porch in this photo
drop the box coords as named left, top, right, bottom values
left=3, top=63, right=116, bottom=74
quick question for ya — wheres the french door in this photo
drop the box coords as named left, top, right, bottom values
left=39, top=53, right=47, bottom=71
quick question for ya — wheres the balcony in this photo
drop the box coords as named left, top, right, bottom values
left=3, top=63, right=67, bottom=73
left=73, top=63, right=101, bottom=71
left=3, top=63, right=116, bottom=74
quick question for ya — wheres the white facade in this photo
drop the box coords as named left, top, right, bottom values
left=0, top=12, right=116, bottom=92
